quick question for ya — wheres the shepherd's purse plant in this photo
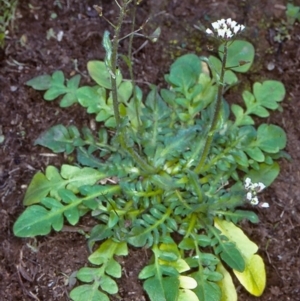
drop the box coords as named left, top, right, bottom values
left=13, top=3, right=287, bottom=301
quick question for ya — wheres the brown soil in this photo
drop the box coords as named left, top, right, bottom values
left=1, top=1, right=300, bottom=300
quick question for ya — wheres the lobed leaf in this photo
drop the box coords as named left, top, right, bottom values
left=26, top=74, right=52, bottom=90
left=192, top=271, right=222, bottom=301
left=214, top=218, right=258, bottom=259
left=70, top=284, right=109, bottom=301
left=256, top=124, right=287, bottom=153
left=13, top=193, right=82, bottom=237
left=35, top=124, right=84, bottom=154
left=253, top=80, right=285, bottom=109
left=23, top=165, right=107, bottom=206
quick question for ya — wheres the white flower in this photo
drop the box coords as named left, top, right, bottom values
left=226, top=18, right=232, bottom=25
left=233, top=24, right=241, bottom=34
left=250, top=196, right=259, bottom=205
left=206, top=18, right=245, bottom=40
left=231, top=20, right=237, bottom=27
left=218, top=29, right=226, bottom=38
left=257, top=182, right=266, bottom=192
left=206, top=28, right=213, bottom=35
left=244, top=177, right=251, bottom=189
left=212, top=22, right=220, bottom=30
left=218, top=19, right=226, bottom=26
left=244, top=177, right=267, bottom=206
left=226, top=29, right=233, bottom=38
left=260, top=202, right=269, bottom=208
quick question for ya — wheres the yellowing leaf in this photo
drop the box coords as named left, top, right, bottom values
left=174, top=259, right=190, bottom=273
left=214, top=218, right=258, bottom=259
left=216, top=263, right=237, bottom=301
left=179, top=276, right=197, bottom=289
left=178, top=289, right=199, bottom=301
left=233, top=254, right=266, bottom=296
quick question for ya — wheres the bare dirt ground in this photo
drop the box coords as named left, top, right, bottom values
left=1, top=1, right=300, bottom=300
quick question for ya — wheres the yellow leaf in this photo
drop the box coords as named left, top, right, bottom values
left=214, top=218, right=258, bottom=259
left=178, top=289, right=199, bottom=301
left=179, top=276, right=197, bottom=289
left=217, top=263, right=237, bottom=301
left=233, top=254, right=266, bottom=296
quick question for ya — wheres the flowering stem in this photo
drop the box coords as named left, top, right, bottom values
left=109, top=0, right=156, bottom=174
left=110, top=1, right=130, bottom=127
left=194, top=42, right=228, bottom=174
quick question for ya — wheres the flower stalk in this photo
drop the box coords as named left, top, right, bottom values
left=106, top=0, right=157, bottom=174
left=194, top=18, right=245, bottom=174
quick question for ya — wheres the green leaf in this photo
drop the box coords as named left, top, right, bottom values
left=139, top=264, right=156, bottom=279
left=256, top=124, right=287, bottom=153
left=87, top=60, right=122, bottom=89
left=14, top=192, right=82, bottom=237
left=242, top=90, right=269, bottom=117
left=61, top=165, right=105, bottom=191
left=70, top=285, right=109, bottom=301
left=76, top=267, right=100, bottom=283
left=73, top=239, right=126, bottom=300
left=128, top=225, right=150, bottom=247
left=106, top=259, right=122, bottom=278
left=144, top=276, right=180, bottom=301
left=60, top=74, right=81, bottom=107
left=192, top=271, right=222, bottom=301
left=155, top=126, right=201, bottom=165
left=144, top=277, right=166, bottom=301
left=13, top=205, right=60, bottom=237
left=87, top=225, right=113, bottom=252
left=247, top=162, right=280, bottom=187
left=231, top=104, right=254, bottom=126
left=253, top=80, right=285, bottom=109
left=210, top=226, right=245, bottom=272
left=88, top=239, right=128, bottom=265
left=220, top=210, right=259, bottom=224
left=116, top=80, right=133, bottom=103
left=35, top=124, right=83, bottom=154
left=218, top=243, right=245, bottom=272
left=219, top=40, right=255, bottom=73
left=245, top=147, right=265, bottom=162
left=208, top=56, right=238, bottom=85
left=23, top=165, right=107, bottom=206
left=214, top=218, right=258, bottom=259
left=167, top=54, right=201, bottom=93
left=26, top=74, right=52, bottom=90
left=100, top=275, right=118, bottom=294
left=23, top=166, right=62, bottom=205
left=161, top=89, right=176, bottom=106
left=76, top=86, right=116, bottom=126
left=44, top=71, right=67, bottom=100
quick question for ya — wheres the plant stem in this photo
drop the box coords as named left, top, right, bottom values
left=194, top=42, right=228, bottom=174
left=128, top=0, right=141, bottom=128
left=110, top=0, right=156, bottom=174
left=110, top=1, right=130, bottom=126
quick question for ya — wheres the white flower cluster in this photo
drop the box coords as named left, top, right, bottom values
left=244, top=177, right=269, bottom=208
left=206, top=18, right=245, bottom=39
